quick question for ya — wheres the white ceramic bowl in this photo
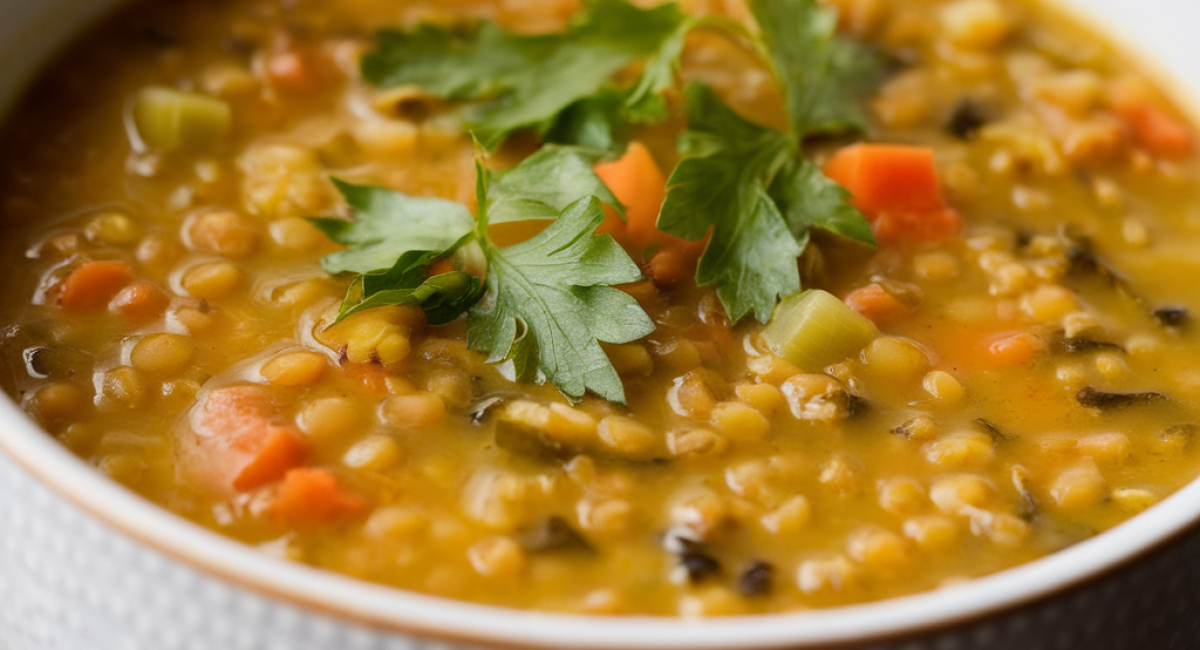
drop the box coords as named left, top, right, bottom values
left=2, top=1, right=1200, bottom=649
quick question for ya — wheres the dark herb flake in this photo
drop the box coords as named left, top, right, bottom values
left=1052, top=335, right=1125, bottom=355
left=519, top=516, right=593, bottom=553
left=845, top=392, right=871, bottom=417
left=1077, top=386, right=1168, bottom=410
left=738, top=560, right=775, bottom=596
left=1153, top=307, right=1191, bottom=328
left=946, top=98, right=990, bottom=140
left=1011, top=466, right=1038, bottom=520
left=671, top=537, right=721, bottom=583
left=973, top=418, right=1014, bottom=441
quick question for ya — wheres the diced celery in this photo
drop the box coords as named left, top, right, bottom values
left=762, top=290, right=880, bottom=372
left=131, top=86, right=231, bottom=154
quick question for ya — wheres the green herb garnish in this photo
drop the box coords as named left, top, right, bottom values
left=361, top=0, right=689, bottom=149
left=313, top=147, right=650, bottom=405
left=752, top=0, right=882, bottom=137
left=310, top=179, right=473, bottom=275
left=656, top=0, right=880, bottom=323
left=469, top=167, right=653, bottom=404
left=321, top=0, right=884, bottom=402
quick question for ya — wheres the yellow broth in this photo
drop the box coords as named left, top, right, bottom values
left=1, top=0, right=1199, bottom=616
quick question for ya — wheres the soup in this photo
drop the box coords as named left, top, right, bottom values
left=1, top=0, right=1198, bottom=616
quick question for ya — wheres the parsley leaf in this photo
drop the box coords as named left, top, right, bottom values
left=315, top=149, right=652, bottom=405
left=361, top=0, right=688, bottom=148
left=321, top=0, right=883, bottom=400
left=333, top=245, right=483, bottom=325
left=469, top=166, right=653, bottom=405
left=622, top=15, right=696, bottom=124
left=543, top=92, right=625, bottom=152
left=658, top=84, right=802, bottom=323
left=657, top=0, right=879, bottom=323
left=486, top=145, right=621, bottom=224
left=749, top=0, right=882, bottom=137
left=310, top=179, right=473, bottom=275
left=770, top=157, right=875, bottom=246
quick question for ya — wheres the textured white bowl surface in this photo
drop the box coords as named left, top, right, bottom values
left=0, top=0, right=1199, bottom=648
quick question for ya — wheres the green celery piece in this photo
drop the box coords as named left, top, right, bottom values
left=749, top=0, right=882, bottom=138
left=657, top=83, right=801, bottom=323
left=132, top=86, right=231, bottom=154
left=762, top=289, right=879, bottom=372
left=310, top=179, right=474, bottom=275
left=770, top=157, right=875, bottom=246
left=333, top=242, right=483, bottom=325
left=469, top=179, right=653, bottom=405
left=486, top=146, right=622, bottom=224
left=361, top=0, right=688, bottom=148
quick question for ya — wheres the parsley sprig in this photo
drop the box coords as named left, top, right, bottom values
left=361, top=0, right=691, bottom=149
left=656, top=0, right=880, bottom=323
left=319, top=0, right=884, bottom=402
left=469, top=165, right=653, bottom=403
left=312, top=147, right=651, bottom=405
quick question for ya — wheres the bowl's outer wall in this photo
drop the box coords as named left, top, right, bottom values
left=1, top=0, right=1200, bottom=649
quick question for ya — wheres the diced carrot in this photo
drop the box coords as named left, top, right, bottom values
left=233, top=428, right=309, bottom=492
left=824, top=144, right=963, bottom=244
left=986, top=331, right=1041, bottom=367
left=594, top=141, right=706, bottom=260
left=594, top=142, right=666, bottom=239
left=1113, top=100, right=1194, bottom=159
left=844, top=283, right=906, bottom=324
left=270, top=467, right=368, bottom=525
left=180, top=385, right=307, bottom=495
left=824, top=144, right=944, bottom=214
left=58, top=261, right=134, bottom=312
left=109, top=280, right=170, bottom=324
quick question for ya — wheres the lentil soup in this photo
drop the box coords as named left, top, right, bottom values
left=2, top=0, right=1199, bottom=618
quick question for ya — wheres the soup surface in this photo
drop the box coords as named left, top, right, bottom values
left=2, top=0, right=1199, bottom=616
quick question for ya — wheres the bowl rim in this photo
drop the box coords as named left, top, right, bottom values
left=3, top=0, right=1200, bottom=647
